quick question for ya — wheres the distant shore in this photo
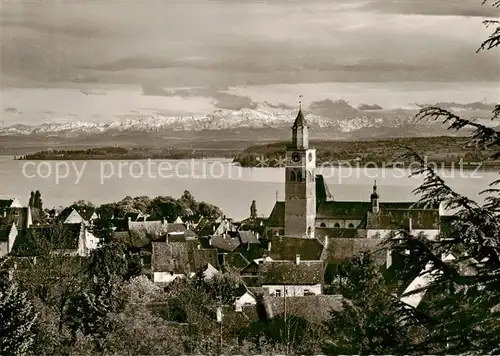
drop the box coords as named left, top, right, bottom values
left=14, top=136, right=500, bottom=171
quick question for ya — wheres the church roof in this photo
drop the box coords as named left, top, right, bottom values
left=316, top=175, right=334, bottom=203
left=292, top=109, right=307, bottom=128
left=366, top=209, right=440, bottom=230
left=266, top=201, right=285, bottom=227
left=316, top=201, right=370, bottom=219
left=268, top=236, right=324, bottom=260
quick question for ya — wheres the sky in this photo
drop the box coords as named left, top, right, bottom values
left=1, top=0, right=499, bottom=125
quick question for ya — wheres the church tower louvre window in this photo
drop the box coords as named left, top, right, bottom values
left=284, top=96, right=317, bottom=239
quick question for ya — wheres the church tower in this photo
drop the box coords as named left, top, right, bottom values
left=284, top=101, right=316, bottom=238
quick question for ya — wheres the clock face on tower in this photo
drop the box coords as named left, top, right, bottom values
left=291, top=152, right=301, bottom=163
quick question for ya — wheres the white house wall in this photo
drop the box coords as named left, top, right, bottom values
left=235, top=292, right=257, bottom=312
left=153, top=272, right=185, bottom=283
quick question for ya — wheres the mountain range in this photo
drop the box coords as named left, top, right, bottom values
left=1, top=102, right=494, bottom=139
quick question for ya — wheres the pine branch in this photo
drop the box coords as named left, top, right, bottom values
left=478, top=19, right=500, bottom=51
left=415, top=107, right=500, bottom=148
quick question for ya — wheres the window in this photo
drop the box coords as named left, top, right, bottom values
left=348, top=223, right=354, bottom=228
left=275, top=290, right=281, bottom=297
left=290, top=171, right=296, bottom=182
left=307, top=226, right=312, bottom=237
left=334, top=223, right=340, bottom=228
left=320, top=222, right=326, bottom=228
left=296, top=171, right=303, bottom=182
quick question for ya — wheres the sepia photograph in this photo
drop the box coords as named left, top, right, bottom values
left=0, top=0, right=499, bottom=354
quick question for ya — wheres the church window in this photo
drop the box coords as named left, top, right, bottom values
left=348, top=223, right=355, bottom=228
left=320, top=222, right=326, bottom=228
left=296, top=171, right=303, bottom=182
left=290, top=171, right=296, bottom=182
left=334, top=223, right=340, bottom=228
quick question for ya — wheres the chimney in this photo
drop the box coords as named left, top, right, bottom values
left=386, top=249, right=392, bottom=269
left=296, top=254, right=300, bottom=265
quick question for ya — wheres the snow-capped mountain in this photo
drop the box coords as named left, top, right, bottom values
left=0, top=104, right=485, bottom=137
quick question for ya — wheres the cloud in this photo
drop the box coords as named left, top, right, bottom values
left=358, top=103, right=384, bottom=111
left=416, top=101, right=497, bottom=110
left=363, top=0, right=500, bottom=18
left=1, top=0, right=499, bottom=88
left=4, top=107, right=21, bottom=114
left=212, top=93, right=257, bottom=110
left=263, top=101, right=294, bottom=110
left=307, top=99, right=360, bottom=119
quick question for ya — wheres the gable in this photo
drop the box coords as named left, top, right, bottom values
left=64, top=209, right=85, bottom=224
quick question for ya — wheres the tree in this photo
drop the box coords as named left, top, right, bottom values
left=28, top=191, right=35, bottom=208
left=389, top=2, right=500, bottom=353
left=34, top=190, right=43, bottom=210
left=73, top=200, right=95, bottom=209
left=323, top=253, right=419, bottom=355
left=0, top=272, right=37, bottom=356
left=250, top=200, right=257, bottom=219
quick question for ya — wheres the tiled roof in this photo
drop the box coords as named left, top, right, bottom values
left=316, top=201, right=439, bottom=219
left=167, top=223, right=187, bottom=233
left=210, top=235, right=241, bottom=252
left=258, top=260, right=324, bottom=285
left=128, top=221, right=167, bottom=236
left=366, top=209, right=439, bottom=230
left=315, top=228, right=359, bottom=239
left=321, top=237, right=386, bottom=265
left=268, top=236, right=324, bottom=260
left=238, top=230, right=259, bottom=244
left=316, top=174, right=334, bottom=204
left=12, top=223, right=83, bottom=255
left=224, top=252, right=250, bottom=269
left=190, top=247, right=219, bottom=270
left=263, top=295, right=342, bottom=324
left=316, top=201, right=371, bottom=219
left=266, top=202, right=285, bottom=228
left=151, top=241, right=191, bottom=274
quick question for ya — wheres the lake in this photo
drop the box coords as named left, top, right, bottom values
left=0, top=156, right=496, bottom=220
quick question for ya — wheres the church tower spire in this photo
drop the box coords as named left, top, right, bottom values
left=291, top=95, right=308, bottom=150
left=284, top=96, right=316, bottom=239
